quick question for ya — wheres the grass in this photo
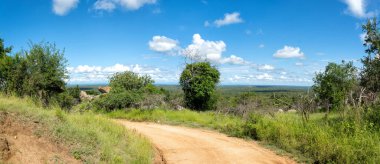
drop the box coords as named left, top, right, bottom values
left=0, top=95, right=154, bottom=164
left=107, top=108, right=380, bottom=163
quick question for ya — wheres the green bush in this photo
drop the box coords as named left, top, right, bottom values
left=55, top=92, right=76, bottom=110
left=93, top=91, right=143, bottom=111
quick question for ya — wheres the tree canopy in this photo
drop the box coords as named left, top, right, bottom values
left=180, top=62, right=220, bottom=111
left=313, top=61, right=357, bottom=111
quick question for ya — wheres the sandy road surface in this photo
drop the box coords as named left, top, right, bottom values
left=117, top=120, right=296, bottom=164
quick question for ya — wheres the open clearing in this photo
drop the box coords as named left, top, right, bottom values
left=117, top=120, right=296, bottom=164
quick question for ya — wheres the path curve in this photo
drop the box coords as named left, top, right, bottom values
left=117, top=120, right=296, bottom=164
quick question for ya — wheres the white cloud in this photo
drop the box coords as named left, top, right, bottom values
left=53, top=0, right=79, bottom=16
left=67, top=64, right=166, bottom=83
left=183, top=34, right=226, bottom=62
left=221, top=55, right=247, bottom=65
left=258, top=64, right=275, bottom=70
left=119, top=0, right=156, bottom=10
left=343, top=0, right=374, bottom=18
left=103, top=64, right=131, bottom=72
left=148, top=34, right=248, bottom=65
left=183, top=34, right=247, bottom=65
left=258, top=44, right=265, bottom=48
left=273, top=46, right=305, bottom=59
left=295, top=62, right=304, bottom=66
left=93, top=0, right=156, bottom=12
left=279, top=75, right=288, bottom=80
left=149, top=36, right=179, bottom=54
left=214, top=12, right=243, bottom=27
left=257, top=73, right=273, bottom=80
left=94, top=0, right=116, bottom=12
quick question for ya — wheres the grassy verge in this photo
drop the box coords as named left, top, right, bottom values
left=0, top=95, right=154, bottom=163
left=107, top=108, right=380, bottom=163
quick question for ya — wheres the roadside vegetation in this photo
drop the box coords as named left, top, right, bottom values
left=0, top=95, right=154, bottom=163
left=0, top=39, right=154, bottom=163
left=1, top=18, right=380, bottom=163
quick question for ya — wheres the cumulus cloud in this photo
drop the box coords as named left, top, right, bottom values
left=183, top=34, right=247, bottom=65
left=258, top=64, right=275, bottom=70
left=256, top=73, right=273, bottom=80
left=52, top=0, right=79, bottom=16
left=67, top=64, right=166, bottom=83
left=183, top=34, right=226, bottom=62
left=93, top=0, right=156, bottom=11
left=273, top=46, right=305, bottom=59
left=221, top=55, right=247, bottom=65
left=149, top=36, right=179, bottom=54
left=148, top=34, right=248, bottom=65
left=212, top=12, right=243, bottom=27
left=343, top=0, right=374, bottom=18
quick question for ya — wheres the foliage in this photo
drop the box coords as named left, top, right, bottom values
left=56, top=91, right=76, bottom=110
left=360, top=18, right=380, bottom=93
left=22, top=42, right=67, bottom=105
left=94, top=71, right=162, bottom=111
left=255, top=113, right=380, bottom=163
left=93, top=91, right=143, bottom=112
left=312, top=61, right=357, bottom=112
left=180, top=62, right=220, bottom=111
left=0, top=95, right=154, bottom=163
left=0, top=39, right=68, bottom=106
left=109, top=71, right=154, bottom=93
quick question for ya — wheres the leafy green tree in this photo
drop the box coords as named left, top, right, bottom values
left=109, top=71, right=154, bottom=93
left=94, top=71, right=156, bottom=111
left=360, top=18, right=380, bottom=93
left=180, top=62, right=220, bottom=111
left=22, top=42, right=68, bottom=105
left=0, top=38, right=13, bottom=91
left=313, top=61, right=358, bottom=114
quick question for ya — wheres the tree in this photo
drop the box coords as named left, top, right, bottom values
left=22, top=42, right=68, bottom=105
left=94, top=71, right=156, bottom=111
left=180, top=62, right=220, bottom=111
left=360, top=18, right=380, bottom=95
left=109, top=71, right=154, bottom=93
left=313, top=61, right=357, bottom=115
left=0, top=38, right=12, bottom=58
left=0, top=38, right=13, bottom=91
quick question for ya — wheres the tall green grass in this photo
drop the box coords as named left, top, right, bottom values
left=107, top=108, right=380, bottom=163
left=0, top=95, right=154, bottom=163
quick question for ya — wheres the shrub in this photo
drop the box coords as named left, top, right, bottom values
left=109, top=71, right=153, bottom=93
left=93, top=91, right=143, bottom=112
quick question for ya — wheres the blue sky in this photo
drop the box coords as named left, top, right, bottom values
left=1, top=0, right=379, bottom=85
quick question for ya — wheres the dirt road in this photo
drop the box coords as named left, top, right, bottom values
left=117, top=120, right=296, bottom=164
